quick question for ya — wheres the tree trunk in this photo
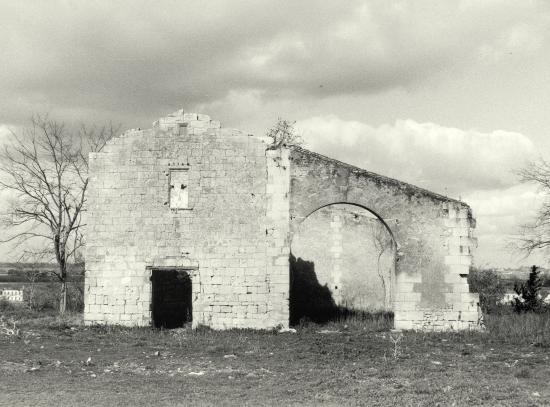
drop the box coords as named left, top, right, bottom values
left=60, top=281, right=67, bottom=314
left=55, top=234, right=68, bottom=315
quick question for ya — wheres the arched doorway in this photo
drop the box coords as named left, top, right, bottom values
left=289, top=203, right=396, bottom=325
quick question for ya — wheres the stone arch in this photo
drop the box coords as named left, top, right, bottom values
left=289, top=202, right=397, bottom=324
left=297, top=201, right=398, bottom=246
left=287, top=147, right=480, bottom=330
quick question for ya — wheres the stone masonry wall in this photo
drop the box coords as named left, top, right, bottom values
left=84, top=110, right=289, bottom=329
left=289, top=147, right=480, bottom=331
left=85, top=109, right=479, bottom=331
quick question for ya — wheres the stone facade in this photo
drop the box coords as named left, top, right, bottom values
left=84, top=110, right=480, bottom=331
left=288, top=148, right=480, bottom=330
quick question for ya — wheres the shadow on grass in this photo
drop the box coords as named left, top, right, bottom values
left=289, top=254, right=393, bottom=330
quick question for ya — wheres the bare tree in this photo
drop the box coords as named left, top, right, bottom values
left=266, top=118, right=303, bottom=150
left=24, top=268, right=46, bottom=311
left=517, top=158, right=550, bottom=254
left=0, top=115, right=117, bottom=313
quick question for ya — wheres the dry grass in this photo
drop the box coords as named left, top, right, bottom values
left=484, top=311, right=550, bottom=346
left=0, top=310, right=549, bottom=406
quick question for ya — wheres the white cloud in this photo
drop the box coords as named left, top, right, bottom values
left=1, top=1, right=549, bottom=125
left=462, top=184, right=548, bottom=266
left=466, top=185, right=548, bottom=268
left=464, top=184, right=542, bottom=220
left=0, top=124, right=11, bottom=142
left=296, top=115, right=544, bottom=267
left=296, top=115, right=536, bottom=196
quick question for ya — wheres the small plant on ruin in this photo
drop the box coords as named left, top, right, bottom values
left=170, top=328, right=187, bottom=348
left=266, top=118, right=303, bottom=150
left=513, top=265, right=545, bottom=313
left=388, top=331, right=404, bottom=360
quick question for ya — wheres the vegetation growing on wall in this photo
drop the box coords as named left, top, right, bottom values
left=266, top=118, right=302, bottom=150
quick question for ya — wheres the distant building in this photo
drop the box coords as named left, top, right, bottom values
left=499, top=292, right=521, bottom=304
left=0, top=289, right=24, bottom=303
left=500, top=291, right=550, bottom=305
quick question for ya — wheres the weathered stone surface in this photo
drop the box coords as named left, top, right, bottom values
left=288, top=147, right=480, bottom=331
left=84, top=110, right=480, bottom=331
left=291, top=205, right=394, bottom=311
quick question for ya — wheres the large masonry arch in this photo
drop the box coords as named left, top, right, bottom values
left=84, top=110, right=480, bottom=331
left=288, top=147, right=480, bottom=330
left=290, top=202, right=396, bottom=324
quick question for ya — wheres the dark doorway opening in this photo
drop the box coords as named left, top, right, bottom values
left=151, top=269, right=192, bottom=329
left=289, top=254, right=337, bottom=325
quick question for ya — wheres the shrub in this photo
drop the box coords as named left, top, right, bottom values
left=24, top=283, right=58, bottom=311
left=66, top=281, right=84, bottom=312
left=468, top=267, right=506, bottom=314
left=513, top=265, right=545, bottom=313
left=0, top=297, right=14, bottom=311
left=23, top=280, right=84, bottom=313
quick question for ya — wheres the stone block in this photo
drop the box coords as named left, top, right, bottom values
left=459, top=311, right=480, bottom=322
left=396, top=272, right=422, bottom=284
left=451, top=283, right=470, bottom=293
left=393, top=301, right=418, bottom=312
left=196, top=113, right=211, bottom=122
left=444, top=273, right=463, bottom=284
left=395, top=283, right=415, bottom=293
left=183, top=113, right=198, bottom=121
left=445, top=255, right=473, bottom=266
left=447, top=264, right=470, bottom=275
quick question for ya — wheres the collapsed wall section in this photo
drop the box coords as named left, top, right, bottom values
left=84, top=110, right=290, bottom=329
left=288, top=147, right=480, bottom=331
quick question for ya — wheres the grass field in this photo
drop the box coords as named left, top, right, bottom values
left=1, top=309, right=549, bottom=406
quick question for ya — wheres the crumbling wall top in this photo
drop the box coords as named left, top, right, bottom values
left=289, top=145, right=471, bottom=211
left=152, top=109, right=221, bottom=131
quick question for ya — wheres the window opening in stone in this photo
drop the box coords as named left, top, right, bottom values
left=169, top=169, right=189, bottom=209
left=151, top=269, right=192, bottom=329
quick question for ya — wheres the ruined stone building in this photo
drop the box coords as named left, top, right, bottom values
left=84, top=110, right=480, bottom=331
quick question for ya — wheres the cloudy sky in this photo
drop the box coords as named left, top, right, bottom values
left=1, top=0, right=550, bottom=267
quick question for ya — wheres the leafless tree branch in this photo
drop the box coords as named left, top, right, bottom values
left=516, top=157, right=550, bottom=258
left=266, top=118, right=303, bottom=150
left=0, top=115, right=117, bottom=313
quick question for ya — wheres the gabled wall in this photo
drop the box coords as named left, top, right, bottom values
left=84, top=111, right=289, bottom=329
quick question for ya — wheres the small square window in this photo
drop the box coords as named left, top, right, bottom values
left=169, top=169, right=189, bottom=209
